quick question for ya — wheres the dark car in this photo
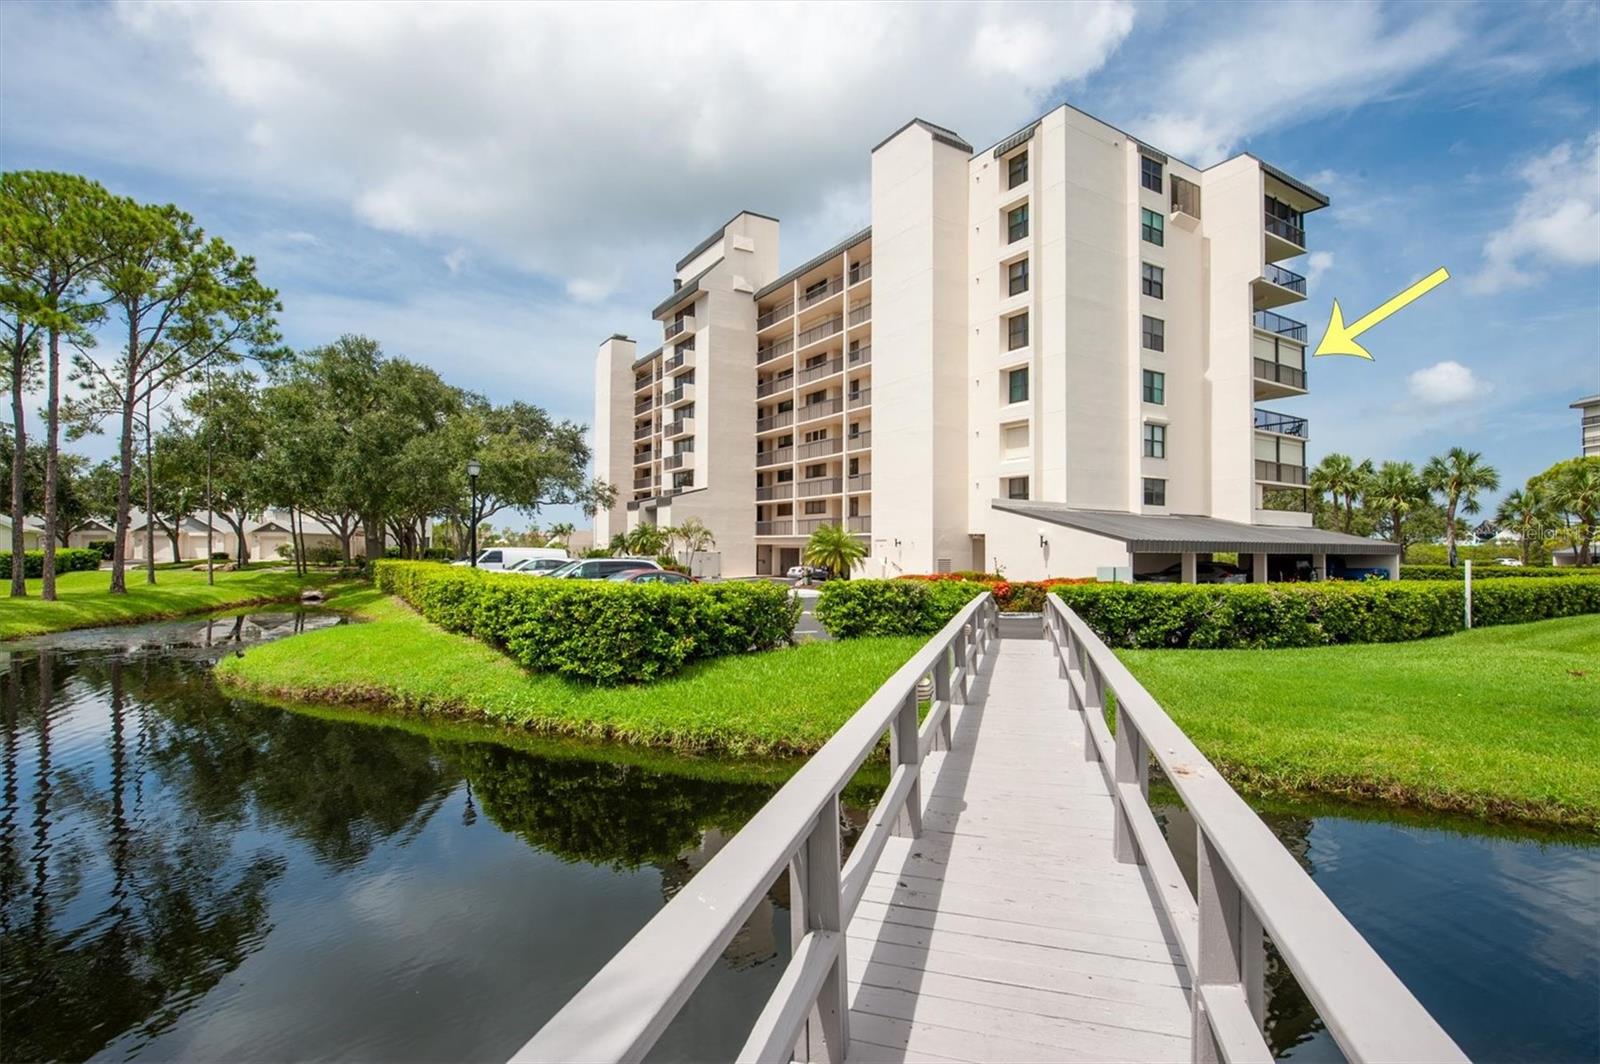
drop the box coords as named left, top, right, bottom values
left=606, top=568, right=693, bottom=585
left=786, top=565, right=832, bottom=583
left=545, top=558, right=663, bottom=580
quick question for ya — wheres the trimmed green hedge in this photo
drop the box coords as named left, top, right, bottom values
left=1051, top=577, right=1600, bottom=649
left=0, top=548, right=102, bottom=580
left=374, top=560, right=799, bottom=684
left=1400, top=565, right=1581, bottom=580
left=815, top=579, right=989, bottom=637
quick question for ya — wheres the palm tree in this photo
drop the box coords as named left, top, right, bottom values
left=1422, top=447, right=1500, bottom=567
left=674, top=517, right=716, bottom=554
left=624, top=523, right=667, bottom=558
left=1546, top=457, right=1600, bottom=565
left=1364, top=460, right=1427, bottom=559
left=544, top=521, right=575, bottom=548
left=607, top=532, right=629, bottom=556
left=803, top=523, right=866, bottom=579
left=1308, top=453, right=1373, bottom=534
left=1495, top=486, right=1547, bottom=567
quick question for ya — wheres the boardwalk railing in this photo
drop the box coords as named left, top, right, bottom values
left=1043, top=597, right=1466, bottom=1064
left=513, top=594, right=1000, bottom=1064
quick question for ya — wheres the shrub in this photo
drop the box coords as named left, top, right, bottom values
left=1401, top=565, right=1580, bottom=580
left=815, top=579, right=990, bottom=637
left=373, top=560, right=799, bottom=684
left=896, top=573, right=1095, bottom=613
left=1050, top=577, right=1600, bottom=649
left=420, top=546, right=452, bottom=561
left=87, top=539, right=116, bottom=560
left=0, top=548, right=102, bottom=580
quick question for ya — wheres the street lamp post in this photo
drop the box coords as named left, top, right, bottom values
left=467, top=459, right=482, bottom=567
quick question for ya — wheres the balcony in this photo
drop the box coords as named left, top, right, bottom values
left=1253, top=357, right=1307, bottom=398
left=756, top=447, right=793, bottom=468
left=664, top=383, right=694, bottom=407
left=663, top=451, right=693, bottom=471
left=633, top=374, right=653, bottom=393
left=757, top=301, right=794, bottom=331
left=664, top=417, right=693, bottom=439
left=1255, top=459, right=1307, bottom=487
left=633, top=423, right=655, bottom=441
left=632, top=475, right=653, bottom=490
left=756, top=409, right=794, bottom=433
left=633, top=448, right=654, bottom=465
left=756, top=373, right=793, bottom=398
left=796, top=315, right=842, bottom=350
left=798, top=477, right=842, bottom=498
left=1254, top=409, right=1308, bottom=438
left=756, top=520, right=793, bottom=536
left=756, top=483, right=794, bottom=501
left=847, top=301, right=872, bottom=328
left=798, top=356, right=844, bottom=386
left=1170, top=174, right=1201, bottom=222
left=847, top=388, right=871, bottom=410
left=847, top=473, right=871, bottom=493
left=848, top=260, right=872, bottom=286
left=664, top=315, right=695, bottom=341
left=795, top=518, right=831, bottom=535
left=847, top=515, right=872, bottom=533
left=1264, top=208, right=1306, bottom=262
left=797, top=278, right=843, bottom=313
left=848, top=430, right=872, bottom=451
left=757, top=337, right=795, bottom=365
left=797, top=397, right=844, bottom=422
left=797, top=438, right=842, bottom=459
left=634, top=395, right=654, bottom=414
left=1254, top=263, right=1307, bottom=311
left=1253, top=310, right=1307, bottom=342
left=847, top=345, right=872, bottom=369
left=664, top=348, right=692, bottom=372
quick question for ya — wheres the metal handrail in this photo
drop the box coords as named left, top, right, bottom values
left=515, top=595, right=999, bottom=1064
left=1262, top=263, right=1306, bottom=294
left=1252, top=310, right=1307, bottom=341
left=1253, top=357, right=1307, bottom=390
left=796, top=316, right=842, bottom=348
left=758, top=301, right=794, bottom=330
left=1253, top=408, right=1308, bottom=438
left=1264, top=211, right=1305, bottom=247
left=1042, top=600, right=1464, bottom=1064
left=797, top=278, right=843, bottom=311
left=757, top=337, right=795, bottom=364
left=1256, top=459, right=1307, bottom=485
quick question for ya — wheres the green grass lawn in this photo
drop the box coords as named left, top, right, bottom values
left=0, top=567, right=336, bottom=640
left=215, top=588, right=925, bottom=757
left=1118, top=615, right=1600, bottom=829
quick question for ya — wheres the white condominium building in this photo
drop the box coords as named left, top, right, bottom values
left=594, top=104, right=1400, bottom=582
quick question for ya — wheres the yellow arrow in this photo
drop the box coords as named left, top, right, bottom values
left=1314, top=267, right=1450, bottom=359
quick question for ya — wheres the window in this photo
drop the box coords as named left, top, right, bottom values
left=1142, top=315, right=1165, bottom=352
left=1143, top=478, right=1167, bottom=506
left=1008, top=204, right=1029, bottom=243
left=1140, top=156, right=1163, bottom=193
left=777, top=468, right=794, bottom=482
left=1143, top=369, right=1165, bottom=405
left=1002, top=423, right=1029, bottom=459
left=1008, top=150, right=1028, bottom=189
left=1008, top=258, right=1030, bottom=296
left=805, top=463, right=827, bottom=478
left=1141, top=208, right=1164, bottom=246
left=804, top=278, right=830, bottom=300
left=848, top=457, right=859, bottom=476
left=1143, top=422, right=1166, bottom=458
left=1007, top=366, right=1030, bottom=404
left=479, top=550, right=502, bottom=564
left=1007, top=312, right=1029, bottom=351
left=848, top=496, right=860, bottom=517
left=804, top=500, right=827, bottom=515
left=1007, top=476, right=1030, bottom=500
left=1141, top=262, right=1164, bottom=299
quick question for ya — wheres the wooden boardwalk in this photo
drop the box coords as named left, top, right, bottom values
left=843, top=636, right=1191, bottom=1063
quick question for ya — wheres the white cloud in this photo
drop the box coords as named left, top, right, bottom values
left=1128, top=3, right=1466, bottom=164
left=1305, top=251, right=1335, bottom=284
left=1468, top=133, right=1600, bottom=293
left=442, top=247, right=469, bottom=275
left=1407, top=360, right=1483, bottom=406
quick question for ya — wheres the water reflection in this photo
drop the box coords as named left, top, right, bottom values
left=0, top=614, right=805, bottom=1062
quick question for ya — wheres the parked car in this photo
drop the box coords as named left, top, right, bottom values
left=606, top=568, right=693, bottom=585
left=506, top=557, right=569, bottom=576
left=786, top=565, right=832, bottom=583
left=1137, top=561, right=1248, bottom=584
left=544, top=557, right=663, bottom=580
left=453, top=547, right=569, bottom=571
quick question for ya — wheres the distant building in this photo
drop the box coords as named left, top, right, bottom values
left=1572, top=394, right=1599, bottom=457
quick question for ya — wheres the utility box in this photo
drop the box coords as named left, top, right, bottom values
left=688, top=551, right=721, bottom=580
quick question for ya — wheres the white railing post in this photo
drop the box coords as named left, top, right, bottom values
left=1079, top=642, right=1103, bottom=764
left=803, top=797, right=849, bottom=1063
left=1112, top=690, right=1148, bottom=865
left=890, top=691, right=923, bottom=838
left=952, top=624, right=970, bottom=704
left=1191, top=832, right=1262, bottom=1064
left=932, top=650, right=953, bottom=752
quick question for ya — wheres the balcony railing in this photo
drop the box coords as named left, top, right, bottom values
left=633, top=423, right=654, bottom=440
left=847, top=301, right=872, bottom=327
left=847, top=388, right=871, bottom=410
left=665, top=418, right=693, bottom=438
left=757, top=337, right=795, bottom=364
left=664, top=385, right=692, bottom=406
left=756, top=409, right=794, bottom=433
left=1253, top=310, right=1307, bottom=341
left=797, top=278, right=843, bottom=312
left=632, top=476, right=653, bottom=489
left=756, top=374, right=793, bottom=398
left=796, top=316, right=842, bottom=349
left=798, top=356, right=844, bottom=385
left=757, top=301, right=794, bottom=330
left=634, top=395, right=653, bottom=414
left=1256, top=460, right=1308, bottom=486
left=1264, top=212, right=1305, bottom=248
left=634, top=375, right=653, bottom=392
left=1254, top=358, right=1307, bottom=391
left=665, top=350, right=689, bottom=372
left=797, top=438, right=842, bottom=459
left=795, top=518, right=831, bottom=535
left=847, top=473, right=871, bottom=493
left=756, top=483, right=794, bottom=501
left=847, top=515, right=872, bottom=533
left=846, top=345, right=872, bottom=368
left=633, top=448, right=654, bottom=464
left=1254, top=409, right=1309, bottom=438
left=756, top=520, right=793, bottom=536
left=798, top=477, right=842, bottom=498
left=848, top=431, right=871, bottom=451
left=664, top=316, right=693, bottom=340
left=1170, top=174, right=1201, bottom=219
left=664, top=451, right=692, bottom=471
left=1263, top=263, right=1307, bottom=294
left=797, top=397, right=844, bottom=422
left=756, top=447, right=793, bottom=468
left=848, top=261, right=872, bottom=285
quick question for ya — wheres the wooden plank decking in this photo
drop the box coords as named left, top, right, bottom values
left=844, top=637, right=1192, bottom=1063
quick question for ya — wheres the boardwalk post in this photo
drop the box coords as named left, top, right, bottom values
left=1111, top=689, right=1148, bottom=865
left=890, top=691, right=923, bottom=837
left=952, top=624, right=970, bottom=703
left=1192, top=832, right=1261, bottom=1064
left=933, top=651, right=953, bottom=752
left=787, top=850, right=811, bottom=1062
left=803, top=796, right=849, bottom=1063
left=1079, top=643, right=1104, bottom=764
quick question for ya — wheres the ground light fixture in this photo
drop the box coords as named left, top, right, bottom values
left=467, top=458, right=482, bottom=567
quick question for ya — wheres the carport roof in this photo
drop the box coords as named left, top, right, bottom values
left=991, top=501, right=1399, bottom=555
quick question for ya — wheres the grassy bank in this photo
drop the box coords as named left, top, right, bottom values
left=215, top=588, right=924, bottom=756
left=0, top=567, right=337, bottom=640
left=1119, top=615, right=1600, bottom=829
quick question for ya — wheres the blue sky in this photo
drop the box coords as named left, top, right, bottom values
left=2, top=1, right=1596, bottom=529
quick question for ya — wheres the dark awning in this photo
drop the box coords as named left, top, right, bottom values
left=992, top=501, right=1398, bottom=555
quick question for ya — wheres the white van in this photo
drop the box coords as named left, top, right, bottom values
left=455, top=547, right=569, bottom=571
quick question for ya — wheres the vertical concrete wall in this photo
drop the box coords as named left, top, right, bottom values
left=593, top=335, right=637, bottom=544
left=1200, top=156, right=1264, bottom=523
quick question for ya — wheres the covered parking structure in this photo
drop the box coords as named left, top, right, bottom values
left=988, top=500, right=1401, bottom=582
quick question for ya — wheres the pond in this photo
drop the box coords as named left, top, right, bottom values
left=2, top=614, right=1596, bottom=1062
